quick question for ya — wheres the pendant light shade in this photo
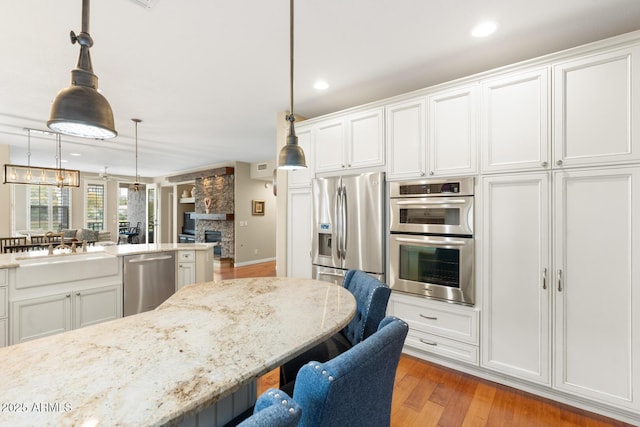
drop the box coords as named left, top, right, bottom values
left=47, top=0, right=117, bottom=139
left=277, top=0, right=307, bottom=170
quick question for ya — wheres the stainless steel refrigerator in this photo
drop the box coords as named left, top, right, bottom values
left=312, top=171, right=385, bottom=284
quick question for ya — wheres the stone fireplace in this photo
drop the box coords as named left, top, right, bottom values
left=193, top=172, right=234, bottom=260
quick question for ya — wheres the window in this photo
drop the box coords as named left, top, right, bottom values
left=85, top=181, right=107, bottom=231
left=28, top=186, right=71, bottom=231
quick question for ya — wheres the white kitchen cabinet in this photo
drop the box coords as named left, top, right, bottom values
left=177, top=250, right=196, bottom=290
left=554, top=46, right=640, bottom=168
left=0, top=318, right=6, bottom=349
left=12, top=293, right=72, bottom=344
left=12, top=283, right=122, bottom=344
left=74, top=285, right=122, bottom=329
left=287, top=123, right=314, bottom=188
left=553, top=166, right=640, bottom=411
left=287, top=187, right=312, bottom=278
left=480, top=173, right=551, bottom=385
left=481, top=68, right=550, bottom=173
left=428, top=84, right=479, bottom=176
left=385, top=97, right=427, bottom=180
left=388, top=292, right=479, bottom=365
left=314, top=107, right=384, bottom=173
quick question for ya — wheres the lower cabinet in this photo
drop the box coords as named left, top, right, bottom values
left=177, top=250, right=196, bottom=290
left=387, top=292, right=479, bottom=365
left=11, top=284, right=122, bottom=345
left=287, top=187, right=312, bottom=278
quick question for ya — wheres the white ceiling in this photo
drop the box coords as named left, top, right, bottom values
left=2, top=0, right=640, bottom=179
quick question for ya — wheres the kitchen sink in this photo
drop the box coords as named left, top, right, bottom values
left=15, top=251, right=120, bottom=289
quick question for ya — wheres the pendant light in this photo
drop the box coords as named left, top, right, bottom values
left=277, top=0, right=307, bottom=170
left=130, top=118, right=142, bottom=192
left=47, top=0, right=117, bottom=139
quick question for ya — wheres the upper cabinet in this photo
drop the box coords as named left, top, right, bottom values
left=553, top=46, right=640, bottom=168
left=428, top=84, right=479, bottom=177
left=315, top=107, right=385, bottom=173
left=386, top=97, right=427, bottom=180
left=481, top=68, right=550, bottom=173
left=287, top=123, right=314, bottom=188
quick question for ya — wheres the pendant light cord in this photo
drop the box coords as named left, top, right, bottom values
left=289, top=0, right=294, bottom=122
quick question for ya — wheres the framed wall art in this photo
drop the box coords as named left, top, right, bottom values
left=252, top=200, right=265, bottom=216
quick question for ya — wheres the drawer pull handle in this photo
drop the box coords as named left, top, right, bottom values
left=420, top=339, right=438, bottom=346
left=419, top=314, right=438, bottom=320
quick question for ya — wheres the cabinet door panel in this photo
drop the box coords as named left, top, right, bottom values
left=287, top=188, right=312, bottom=278
left=554, top=167, right=640, bottom=409
left=386, top=98, right=427, bottom=180
left=315, top=119, right=345, bottom=172
left=288, top=125, right=314, bottom=187
left=75, top=285, right=122, bottom=329
left=481, top=174, right=550, bottom=384
left=429, top=85, right=478, bottom=175
left=482, top=69, right=549, bottom=172
left=12, top=294, right=72, bottom=344
left=0, top=318, right=6, bottom=348
left=347, top=108, right=384, bottom=169
left=554, top=47, right=640, bottom=166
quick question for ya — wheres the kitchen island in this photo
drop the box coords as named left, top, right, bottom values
left=0, top=277, right=356, bottom=426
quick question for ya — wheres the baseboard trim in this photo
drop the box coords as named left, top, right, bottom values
left=233, top=257, right=276, bottom=267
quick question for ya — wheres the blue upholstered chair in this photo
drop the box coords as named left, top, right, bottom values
left=279, top=270, right=392, bottom=392
left=292, top=316, right=408, bottom=427
left=236, top=388, right=301, bottom=427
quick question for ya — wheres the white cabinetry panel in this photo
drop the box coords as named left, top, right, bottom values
left=554, top=167, right=640, bottom=410
left=554, top=46, right=640, bottom=167
left=347, top=108, right=385, bottom=169
left=74, top=285, right=122, bottom=329
left=314, top=119, right=345, bottom=172
left=287, top=124, right=314, bottom=188
left=481, top=173, right=551, bottom=384
left=386, top=98, right=427, bottom=180
left=481, top=68, right=550, bottom=172
left=428, top=84, right=478, bottom=176
left=287, top=188, right=312, bottom=278
left=13, top=293, right=73, bottom=344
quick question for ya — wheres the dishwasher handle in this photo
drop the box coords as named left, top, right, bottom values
left=127, top=255, right=173, bottom=263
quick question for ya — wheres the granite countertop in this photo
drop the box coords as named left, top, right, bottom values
left=0, top=277, right=356, bottom=426
left=0, top=243, right=217, bottom=269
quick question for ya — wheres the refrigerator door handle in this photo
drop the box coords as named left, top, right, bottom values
left=335, top=185, right=343, bottom=260
left=342, top=185, right=348, bottom=261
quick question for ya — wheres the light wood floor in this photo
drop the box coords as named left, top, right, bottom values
left=217, top=261, right=633, bottom=427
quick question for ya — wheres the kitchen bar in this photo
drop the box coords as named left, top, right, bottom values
left=0, top=277, right=356, bottom=426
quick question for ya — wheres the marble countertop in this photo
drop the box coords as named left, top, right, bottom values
left=0, top=243, right=216, bottom=269
left=0, top=277, right=356, bottom=426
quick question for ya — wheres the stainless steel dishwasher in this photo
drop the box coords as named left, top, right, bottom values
left=123, top=251, right=176, bottom=316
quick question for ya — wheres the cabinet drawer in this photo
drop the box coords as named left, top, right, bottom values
left=0, top=269, right=7, bottom=286
left=178, top=251, right=195, bottom=262
left=0, top=287, right=6, bottom=318
left=389, top=293, right=479, bottom=344
left=406, top=328, right=479, bottom=365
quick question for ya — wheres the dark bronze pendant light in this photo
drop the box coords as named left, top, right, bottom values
left=47, top=0, right=117, bottom=139
left=278, top=0, right=307, bottom=170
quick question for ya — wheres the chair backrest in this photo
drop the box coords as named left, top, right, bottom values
left=0, top=237, right=27, bottom=253
left=293, top=316, right=408, bottom=427
left=237, top=388, right=301, bottom=427
left=341, top=269, right=391, bottom=347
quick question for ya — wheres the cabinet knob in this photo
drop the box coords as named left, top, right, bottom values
left=66, top=294, right=71, bottom=298
left=556, top=160, right=563, bottom=166
left=76, top=292, right=80, bottom=296
left=341, top=165, right=346, bottom=168
left=541, top=161, right=548, bottom=168
left=429, top=171, right=434, bottom=176
left=420, top=172, right=426, bottom=177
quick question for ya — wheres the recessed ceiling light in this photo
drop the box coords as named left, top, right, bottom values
left=471, top=21, right=498, bottom=38
left=313, top=81, right=329, bottom=91
left=69, top=152, right=81, bottom=157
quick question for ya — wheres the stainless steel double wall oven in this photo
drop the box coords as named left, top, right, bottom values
left=389, top=177, right=475, bottom=306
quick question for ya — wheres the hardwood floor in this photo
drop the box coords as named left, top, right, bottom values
left=218, top=261, right=632, bottom=427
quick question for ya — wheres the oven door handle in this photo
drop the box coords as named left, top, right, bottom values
left=394, top=237, right=470, bottom=246
left=394, top=199, right=468, bottom=205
